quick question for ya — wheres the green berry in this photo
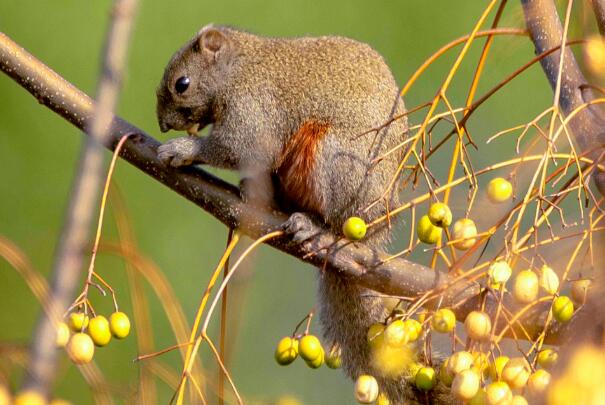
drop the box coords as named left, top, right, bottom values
left=274, top=336, right=298, bottom=366
left=417, top=215, right=441, bottom=244
left=299, top=335, right=322, bottom=362
left=428, top=203, right=452, bottom=227
left=415, top=367, right=436, bottom=391
left=342, top=217, right=367, bottom=241
left=552, top=296, right=574, bottom=323
left=431, top=308, right=456, bottom=333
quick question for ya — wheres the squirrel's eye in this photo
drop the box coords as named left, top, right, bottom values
left=175, top=76, right=190, bottom=94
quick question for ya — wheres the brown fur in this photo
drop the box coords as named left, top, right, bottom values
left=276, top=121, right=329, bottom=215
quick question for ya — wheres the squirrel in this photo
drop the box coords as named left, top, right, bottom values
left=156, top=24, right=451, bottom=404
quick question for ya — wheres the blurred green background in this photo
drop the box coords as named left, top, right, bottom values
left=0, top=1, right=554, bottom=404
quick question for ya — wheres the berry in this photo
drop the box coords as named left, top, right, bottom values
left=501, top=357, right=530, bottom=389
left=417, top=215, right=441, bottom=244
left=109, top=312, right=131, bottom=339
left=488, top=356, right=509, bottom=380
left=428, top=203, right=452, bottom=227
left=49, top=400, right=71, bottom=405
left=384, top=320, right=408, bottom=347
left=55, top=322, right=70, bottom=348
left=464, top=311, right=492, bottom=341
left=538, top=265, right=559, bottom=295
left=325, top=345, right=342, bottom=369
left=452, top=369, right=480, bottom=400
left=274, top=336, right=298, bottom=366
left=468, top=389, right=487, bottom=405
left=304, top=346, right=324, bottom=369
left=485, top=381, right=512, bottom=405
left=375, top=393, right=390, bottom=405
left=299, top=335, right=322, bottom=362
left=552, top=295, right=574, bottom=323
left=536, top=348, right=558, bottom=370
left=439, top=358, right=454, bottom=387
left=342, top=217, right=367, bottom=241
left=488, top=260, right=512, bottom=286
left=513, top=270, right=539, bottom=304
left=354, top=374, right=379, bottom=404
left=527, top=369, right=551, bottom=395
left=584, top=35, right=605, bottom=76
left=366, top=323, right=385, bottom=348
left=0, top=385, right=11, bottom=405
left=510, top=395, right=529, bottom=405
left=447, top=351, right=474, bottom=375
left=403, top=319, right=422, bottom=342
left=68, top=312, right=89, bottom=332
left=66, top=333, right=95, bottom=365
left=431, top=308, right=456, bottom=333
left=487, top=178, right=513, bottom=203
left=571, top=279, right=591, bottom=304
left=88, top=315, right=112, bottom=347
left=14, top=390, right=45, bottom=405
left=452, top=218, right=477, bottom=250
left=415, top=367, right=436, bottom=391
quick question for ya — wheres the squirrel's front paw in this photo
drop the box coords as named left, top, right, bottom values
left=157, top=136, right=203, bottom=167
left=282, top=212, right=322, bottom=244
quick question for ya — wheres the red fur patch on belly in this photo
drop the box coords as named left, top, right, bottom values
left=276, top=121, right=330, bottom=215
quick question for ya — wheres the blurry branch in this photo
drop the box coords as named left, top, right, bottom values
left=0, top=15, right=596, bottom=354
left=15, top=0, right=139, bottom=398
left=522, top=0, right=605, bottom=195
left=592, top=0, right=605, bottom=36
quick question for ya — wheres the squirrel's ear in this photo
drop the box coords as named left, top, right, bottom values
left=198, top=28, right=227, bottom=56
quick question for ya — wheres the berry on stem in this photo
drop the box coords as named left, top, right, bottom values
left=109, top=312, right=131, bottom=339
left=431, top=308, right=456, bottom=333
left=452, top=218, right=477, bottom=250
left=417, top=215, right=441, bottom=244
left=342, top=217, right=367, bottom=241
left=428, top=203, right=452, bottom=227
left=66, top=333, right=95, bottom=365
left=487, top=177, right=512, bottom=203
left=88, top=315, right=112, bottom=347
left=274, top=336, right=298, bottom=366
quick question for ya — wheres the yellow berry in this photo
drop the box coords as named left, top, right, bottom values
left=354, top=374, right=379, bottom=404
left=342, top=217, right=367, bottom=241
left=439, top=358, right=454, bottom=387
left=403, top=319, right=422, bottom=342
left=552, top=295, right=574, bottom=323
left=536, top=349, right=558, bottom=370
left=299, top=335, right=322, bottom=362
left=325, top=345, right=342, bottom=369
left=88, top=315, right=112, bottom=347
left=488, top=356, right=509, bottom=381
left=375, top=392, right=390, bottom=405
left=485, top=381, right=512, bottom=405
left=538, top=265, right=559, bottom=295
left=487, top=177, right=513, bottom=203
left=585, top=35, right=605, bottom=76
left=510, top=395, right=529, bottom=405
left=488, top=260, right=512, bottom=285
left=367, top=323, right=385, bottom=348
left=472, top=351, right=490, bottom=376
left=14, top=390, right=46, bottom=405
left=0, top=385, right=11, bottom=405
left=468, top=388, right=487, bottom=405
left=501, top=357, right=530, bottom=389
left=513, top=270, right=539, bottom=304
left=428, top=203, right=452, bottom=228
left=55, top=322, right=70, bottom=348
left=452, top=218, right=477, bottom=250
left=304, top=346, right=324, bottom=369
left=447, top=351, right=474, bottom=375
left=274, top=336, right=298, bottom=366
left=49, top=400, right=72, bottom=405
left=275, top=395, right=303, bottom=405
left=571, top=279, right=591, bottom=305
left=415, top=367, right=436, bottom=391
left=527, top=369, right=551, bottom=395
left=464, top=311, right=492, bottom=341
left=109, top=312, right=131, bottom=339
left=452, top=369, right=480, bottom=400
left=431, top=308, right=456, bottom=333
left=68, top=313, right=89, bottom=332
left=384, top=320, right=408, bottom=347
left=66, top=333, right=95, bottom=365
left=417, top=215, right=441, bottom=244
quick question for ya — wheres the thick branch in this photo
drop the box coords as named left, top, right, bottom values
left=0, top=31, right=570, bottom=344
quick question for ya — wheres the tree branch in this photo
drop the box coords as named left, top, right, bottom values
left=0, top=30, right=572, bottom=350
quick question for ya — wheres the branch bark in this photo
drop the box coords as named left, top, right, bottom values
left=0, top=18, right=586, bottom=371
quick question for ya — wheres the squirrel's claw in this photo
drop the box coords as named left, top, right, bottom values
left=157, top=136, right=202, bottom=167
left=282, top=212, right=322, bottom=244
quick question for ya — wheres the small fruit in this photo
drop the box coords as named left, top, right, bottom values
left=417, top=215, right=441, bottom=244
left=109, top=312, right=131, bottom=339
left=14, top=390, right=45, bottom=405
left=488, top=356, right=509, bottom=380
left=468, top=389, right=487, bottom=405
left=584, top=35, right=605, bottom=76
left=68, top=312, right=89, bottom=332
left=527, top=369, right=551, bottom=395
left=384, top=320, right=408, bottom=347
left=415, top=367, right=436, bottom=391
left=305, top=346, right=324, bottom=369
left=452, top=218, right=477, bottom=250
left=510, top=395, right=529, bottom=405
left=488, top=261, right=512, bottom=285
left=431, top=308, right=456, bottom=333
left=56, top=322, right=70, bottom=348
left=472, top=351, right=490, bottom=376
left=501, top=357, right=530, bottom=389
left=325, top=345, right=342, bottom=369
left=464, top=311, right=492, bottom=341
left=0, top=385, right=11, bottom=405
left=487, top=178, right=513, bottom=203
left=428, top=203, right=452, bottom=227
left=299, top=335, right=322, bottom=362
left=513, top=270, right=539, bottom=304
left=439, top=358, right=454, bottom=387
left=66, top=333, right=95, bottom=365
left=536, top=349, right=558, bottom=370
left=571, top=279, right=591, bottom=304
left=367, top=323, right=385, bottom=348
left=447, top=351, right=474, bottom=375
left=49, top=400, right=72, bottom=405
left=451, top=369, right=480, bottom=400
left=375, top=392, right=390, bottom=405
left=342, top=217, right=367, bottom=241
left=403, top=319, right=422, bottom=342
left=538, top=265, right=559, bottom=295
left=88, top=315, right=112, bottom=347
left=485, top=381, right=512, bottom=405
left=354, top=374, right=379, bottom=404
left=552, top=295, right=574, bottom=323
left=274, top=336, right=298, bottom=366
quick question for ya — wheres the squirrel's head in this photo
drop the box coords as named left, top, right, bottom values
left=156, top=25, right=234, bottom=133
